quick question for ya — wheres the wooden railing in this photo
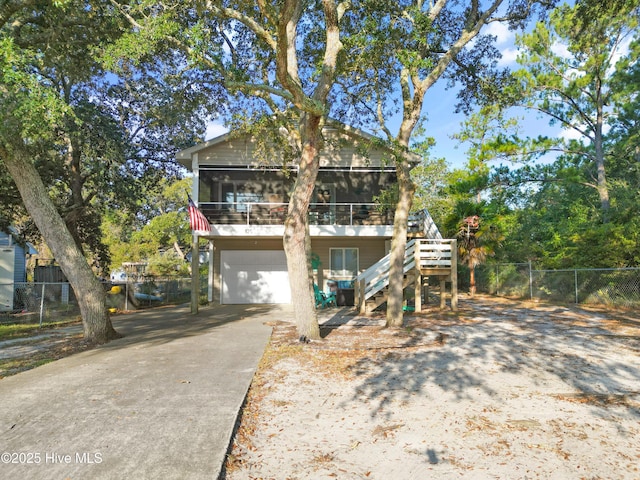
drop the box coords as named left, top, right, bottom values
left=354, top=239, right=457, bottom=313
left=197, top=202, right=394, bottom=226
left=416, top=239, right=456, bottom=273
left=197, top=202, right=443, bottom=240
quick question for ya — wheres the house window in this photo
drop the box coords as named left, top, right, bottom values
left=330, top=248, right=359, bottom=278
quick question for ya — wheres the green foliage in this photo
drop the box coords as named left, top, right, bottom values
left=1, top=1, right=209, bottom=276
left=102, top=178, right=192, bottom=274
left=441, top=1, right=640, bottom=271
left=0, top=38, right=68, bottom=143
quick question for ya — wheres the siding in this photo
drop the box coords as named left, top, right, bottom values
left=0, top=231, right=12, bottom=246
left=0, top=232, right=27, bottom=282
left=206, top=237, right=388, bottom=304
left=310, top=238, right=387, bottom=283
left=197, top=136, right=263, bottom=166
left=196, top=130, right=391, bottom=168
left=13, top=245, right=26, bottom=282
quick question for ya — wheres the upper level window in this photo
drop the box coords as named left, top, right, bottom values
left=330, top=248, right=359, bottom=278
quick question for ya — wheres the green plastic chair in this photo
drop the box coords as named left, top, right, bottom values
left=314, top=284, right=336, bottom=308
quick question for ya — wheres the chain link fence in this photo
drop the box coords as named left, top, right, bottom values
left=1, top=277, right=208, bottom=325
left=469, top=263, right=640, bottom=308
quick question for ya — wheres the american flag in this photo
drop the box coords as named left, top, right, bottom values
left=188, top=196, right=211, bottom=232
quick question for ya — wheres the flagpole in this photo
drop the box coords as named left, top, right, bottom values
left=191, top=232, right=200, bottom=314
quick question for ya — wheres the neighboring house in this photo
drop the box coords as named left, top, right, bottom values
left=177, top=123, right=452, bottom=307
left=0, top=229, right=34, bottom=311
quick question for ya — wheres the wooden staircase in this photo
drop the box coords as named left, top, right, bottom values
left=354, top=238, right=458, bottom=314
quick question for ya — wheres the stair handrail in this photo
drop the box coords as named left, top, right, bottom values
left=355, top=239, right=418, bottom=302
left=408, top=209, right=443, bottom=239
left=355, top=238, right=458, bottom=311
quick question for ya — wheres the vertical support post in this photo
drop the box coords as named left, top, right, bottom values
left=39, top=282, right=45, bottom=327
left=439, top=278, right=446, bottom=309
left=208, top=240, right=214, bottom=303
left=353, top=279, right=358, bottom=312
left=358, top=278, right=367, bottom=314
left=529, top=260, right=533, bottom=301
left=414, top=271, right=422, bottom=312
left=191, top=234, right=200, bottom=314
left=450, top=239, right=458, bottom=311
left=414, top=239, right=421, bottom=312
left=575, top=269, right=579, bottom=304
left=317, top=266, right=324, bottom=293
left=424, top=276, right=429, bottom=305
left=191, top=151, right=201, bottom=314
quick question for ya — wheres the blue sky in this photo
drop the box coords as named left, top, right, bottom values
left=205, top=10, right=629, bottom=171
left=204, top=19, right=552, bottom=171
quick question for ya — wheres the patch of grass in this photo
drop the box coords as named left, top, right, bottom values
left=0, top=333, right=90, bottom=379
left=0, top=355, right=56, bottom=378
left=0, top=320, right=81, bottom=341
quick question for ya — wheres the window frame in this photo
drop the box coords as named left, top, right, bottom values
left=329, top=247, right=359, bottom=278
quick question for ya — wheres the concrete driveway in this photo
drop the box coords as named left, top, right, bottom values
left=0, top=304, right=285, bottom=480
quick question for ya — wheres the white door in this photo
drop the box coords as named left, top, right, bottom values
left=221, top=250, right=291, bottom=304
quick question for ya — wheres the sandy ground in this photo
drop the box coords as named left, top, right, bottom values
left=223, top=295, right=640, bottom=480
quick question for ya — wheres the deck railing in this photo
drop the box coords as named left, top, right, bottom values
left=198, top=202, right=395, bottom=226
left=354, top=238, right=456, bottom=311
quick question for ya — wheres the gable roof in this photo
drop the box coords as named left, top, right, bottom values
left=176, top=122, right=420, bottom=170
left=0, top=228, right=38, bottom=254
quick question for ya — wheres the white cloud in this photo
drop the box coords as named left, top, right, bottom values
left=498, top=47, right=519, bottom=66
left=558, top=122, right=610, bottom=140
left=550, top=41, right=571, bottom=59
left=482, top=22, right=519, bottom=66
left=559, top=127, right=583, bottom=142
left=484, top=22, right=513, bottom=46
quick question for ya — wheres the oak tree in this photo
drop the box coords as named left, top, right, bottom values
left=337, top=0, right=555, bottom=326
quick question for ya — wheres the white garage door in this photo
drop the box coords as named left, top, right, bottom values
left=221, top=250, right=291, bottom=304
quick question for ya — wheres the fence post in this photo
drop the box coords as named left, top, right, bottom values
left=529, top=260, right=533, bottom=300
left=39, top=282, right=45, bottom=327
left=574, top=269, right=578, bottom=304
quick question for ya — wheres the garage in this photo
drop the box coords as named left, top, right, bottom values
left=220, top=250, right=291, bottom=304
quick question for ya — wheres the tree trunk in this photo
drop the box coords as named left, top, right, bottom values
left=386, top=155, right=415, bottom=328
left=283, top=115, right=321, bottom=340
left=2, top=145, right=121, bottom=344
left=470, top=266, right=476, bottom=297
left=594, top=75, right=610, bottom=221
left=62, top=133, right=88, bottom=254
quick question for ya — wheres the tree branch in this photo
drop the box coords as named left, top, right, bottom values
left=205, top=0, right=277, bottom=51
left=311, top=0, right=347, bottom=105
left=226, top=81, right=295, bottom=103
